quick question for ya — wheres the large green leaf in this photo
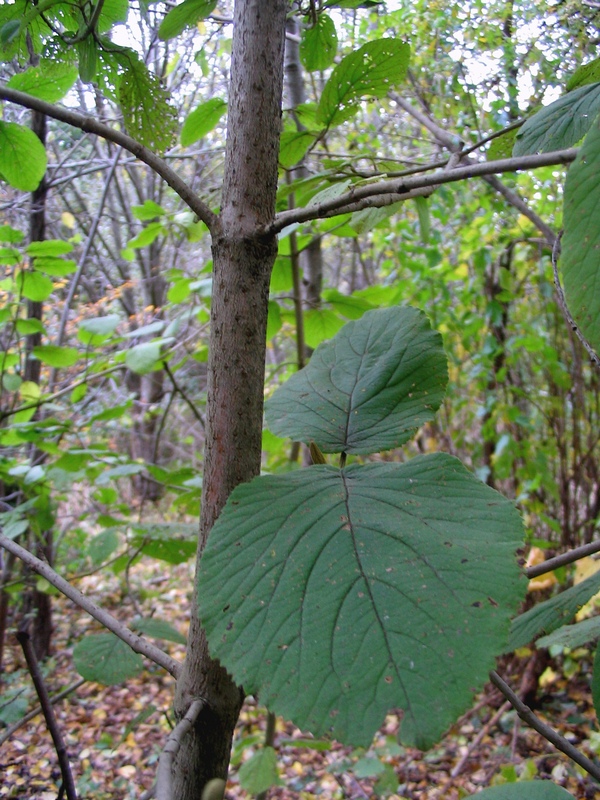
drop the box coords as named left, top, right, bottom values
left=199, top=454, right=525, bottom=749
left=507, top=569, right=600, bottom=652
left=0, top=121, right=47, bottom=191
left=73, top=633, right=143, bottom=684
left=317, top=39, right=410, bottom=129
left=300, top=13, right=338, bottom=72
left=158, top=0, right=217, bottom=40
left=513, top=83, right=600, bottom=155
left=265, top=306, right=447, bottom=455
left=117, top=56, right=177, bottom=153
left=561, top=116, right=600, bottom=352
left=465, top=783, right=575, bottom=799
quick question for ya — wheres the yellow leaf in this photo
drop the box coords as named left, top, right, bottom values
left=61, top=211, right=75, bottom=229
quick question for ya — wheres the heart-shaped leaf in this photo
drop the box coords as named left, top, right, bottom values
left=265, top=306, right=447, bottom=454
left=199, top=453, right=525, bottom=749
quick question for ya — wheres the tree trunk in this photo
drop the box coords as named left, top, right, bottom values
left=172, top=2, right=287, bottom=797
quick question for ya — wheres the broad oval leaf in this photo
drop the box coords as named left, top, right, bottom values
left=300, top=13, right=338, bottom=72
left=158, top=0, right=217, bottom=40
left=17, top=271, right=53, bottom=302
left=199, top=454, right=525, bottom=749
left=317, top=39, right=410, bottom=129
left=513, top=83, right=600, bottom=155
left=238, top=747, right=282, bottom=794
left=561, top=115, right=600, bottom=352
left=465, top=782, right=576, bottom=800
left=181, top=98, right=227, bottom=147
left=7, top=60, right=77, bottom=102
left=32, top=345, right=79, bottom=368
left=265, top=306, right=447, bottom=455
left=125, top=341, right=163, bottom=374
left=0, top=121, right=47, bottom=192
left=73, top=633, right=143, bottom=684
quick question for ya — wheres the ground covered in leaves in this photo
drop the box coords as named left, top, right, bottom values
left=1, top=564, right=600, bottom=800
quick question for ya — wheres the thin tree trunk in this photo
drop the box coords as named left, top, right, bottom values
left=172, top=2, right=287, bottom=797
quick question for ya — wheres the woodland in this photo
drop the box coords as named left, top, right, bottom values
left=2, top=0, right=600, bottom=798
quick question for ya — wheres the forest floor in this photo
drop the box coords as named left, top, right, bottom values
left=1, top=562, right=600, bottom=800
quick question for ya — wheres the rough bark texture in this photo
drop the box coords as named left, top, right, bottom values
left=172, top=2, right=287, bottom=797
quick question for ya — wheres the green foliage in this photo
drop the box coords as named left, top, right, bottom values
left=561, top=117, right=600, bottom=352
left=465, top=782, right=576, bottom=799
left=514, top=83, right=600, bottom=155
left=181, top=98, right=227, bottom=147
left=158, top=0, right=217, bottom=41
left=300, top=13, right=338, bottom=72
left=117, top=55, right=178, bottom=153
left=266, top=307, right=447, bottom=454
left=567, top=57, right=600, bottom=92
left=73, top=633, right=144, bottom=684
left=199, top=308, right=525, bottom=750
left=6, top=59, right=77, bottom=101
left=238, top=747, right=282, bottom=794
left=317, top=39, right=410, bottom=128
left=508, top=570, right=600, bottom=652
left=0, top=121, right=47, bottom=192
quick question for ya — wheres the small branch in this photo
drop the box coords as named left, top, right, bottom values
left=0, top=86, right=218, bottom=232
left=490, top=670, right=600, bottom=782
left=482, top=174, right=556, bottom=247
left=552, top=234, right=600, bottom=367
left=162, top=362, right=205, bottom=429
left=269, top=149, right=578, bottom=233
left=0, top=678, right=85, bottom=747
left=0, top=533, right=181, bottom=678
left=155, top=699, right=204, bottom=800
left=525, top=539, right=600, bottom=579
left=17, top=626, right=78, bottom=800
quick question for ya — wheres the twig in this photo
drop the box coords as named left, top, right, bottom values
left=154, top=699, right=204, bottom=800
left=451, top=700, right=511, bottom=777
left=552, top=233, right=600, bottom=368
left=162, top=362, right=205, bottom=429
left=490, top=670, right=600, bottom=782
left=525, top=539, right=600, bottom=579
left=269, top=149, right=578, bottom=233
left=16, top=626, right=78, bottom=800
left=0, top=86, right=217, bottom=232
left=0, top=533, right=181, bottom=678
left=0, top=678, right=85, bottom=747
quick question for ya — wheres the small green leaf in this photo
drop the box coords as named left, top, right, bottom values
left=132, top=200, right=165, bottom=221
left=132, top=617, right=186, bottom=645
left=278, top=130, right=316, bottom=168
left=567, top=57, right=600, bottom=92
left=125, top=341, right=163, bottom=374
left=537, top=616, right=600, bottom=649
left=17, top=271, right=53, bottom=302
left=15, top=318, right=45, bottom=335
left=303, top=307, right=345, bottom=349
left=32, top=345, right=79, bottom=368
left=158, top=0, right=217, bottom=40
left=79, top=315, right=121, bottom=337
left=7, top=60, right=77, bottom=102
left=77, top=36, right=98, bottom=83
left=73, top=633, right=143, bottom=684
left=238, top=748, right=282, bottom=795
left=300, top=13, right=338, bottom=72
left=0, top=121, right=47, bottom=192
left=414, top=196, right=430, bottom=244
left=127, top=222, right=166, bottom=249
left=27, top=240, right=73, bottom=258
left=514, top=83, right=600, bottom=155
left=181, top=98, right=227, bottom=147
left=117, top=56, right=177, bottom=153
left=266, top=306, right=447, bottom=454
left=507, top=569, right=600, bottom=651
left=317, top=39, right=410, bottom=128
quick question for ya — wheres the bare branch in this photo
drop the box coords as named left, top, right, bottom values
left=526, top=539, right=600, bottom=579
left=17, top=626, right=78, bottom=800
left=490, top=670, right=600, bottom=781
left=0, top=86, right=218, bottom=232
left=269, top=149, right=578, bottom=233
left=155, top=699, right=205, bottom=800
left=0, top=533, right=181, bottom=678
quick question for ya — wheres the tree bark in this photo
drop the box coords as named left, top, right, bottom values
left=172, top=2, right=287, bottom=797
